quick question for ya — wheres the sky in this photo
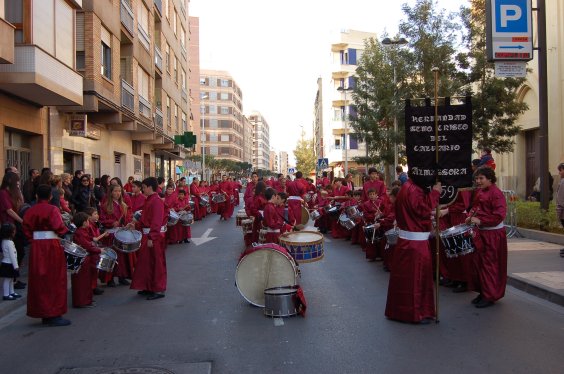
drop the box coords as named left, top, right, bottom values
left=190, top=0, right=466, bottom=165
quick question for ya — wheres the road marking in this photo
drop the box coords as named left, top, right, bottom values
left=273, top=318, right=284, bottom=326
left=191, top=228, right=217, bottom=246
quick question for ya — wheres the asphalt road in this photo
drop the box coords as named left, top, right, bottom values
left=0, top=207, right=563, bottom=374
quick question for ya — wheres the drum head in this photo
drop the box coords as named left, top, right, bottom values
left=61, top=239, right=87, bottom=257
left=300, top=206, right=309, bottom=225
left=114, top=229, right=142, bottom=243
left=235, top=245, right=297, bottom=307
left=280, top=231, right=323, bottom=245
left=102, top=248, right=117, bottom=260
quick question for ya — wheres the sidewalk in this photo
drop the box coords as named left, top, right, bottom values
left=1, top=228, right=563, bottom=320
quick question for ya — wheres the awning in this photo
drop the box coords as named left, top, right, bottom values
left=154, top=149, right=184, bottom=161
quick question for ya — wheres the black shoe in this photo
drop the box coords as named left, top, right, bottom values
left=106, top=279, right=116, bottom=287
left=184, top=239, right=190, bottom=243
left=74, top=303, right=96, bottom=309
left=471, top=294, right=483, bottom=305
left=14, top=281, right=26, bottom=289
left=42, top=316, right=71, bottom=327
left=3, top=295, right=16, bottom=301
left=439, top=278, right=454, bottom=287
left=146, top=293, right=165, bottom=300
left=475, top=299, right=495, bottom=308
left=10, top=293, right=22, bottom=298
left=417, top=318, right=434, bottom=325
left=93, top=288, right=104, bottom=295
left=137, top=290, right=151, bottom=295
left=118, top=278, right=130, bottom=286
left=452, top=283, right=468, bottom=293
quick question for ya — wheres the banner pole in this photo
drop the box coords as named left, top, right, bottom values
left=432, top=67, right=441, bottom=324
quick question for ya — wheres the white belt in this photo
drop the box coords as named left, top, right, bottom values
left=33, top=231, right=58, bottom=240
left=142, top=226, right=167, bottom=234
left=105, top=228, right=118, bottom=234
left=288, top=196, right=303, bottom=201
left=258, top=210, right=264, bottom=217
left=398, top=229, right=431, bottom=241
left=265, top=228, right=280, bottom=233
left=480, top=222, right=504, bottom=231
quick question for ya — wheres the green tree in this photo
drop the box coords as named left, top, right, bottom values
left=294, top=136, right=316, bottom=176
left=458, top=0, right=528, bottom=152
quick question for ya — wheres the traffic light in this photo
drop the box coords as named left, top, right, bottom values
left=174, top=131, right=197, bottom=148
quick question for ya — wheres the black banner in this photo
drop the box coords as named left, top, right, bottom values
left=404, top=97, right=473, bottom=204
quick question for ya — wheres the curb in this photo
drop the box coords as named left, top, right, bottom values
left=507, top=274, right=564, bottom=308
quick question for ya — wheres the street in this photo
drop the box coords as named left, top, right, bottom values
left=0, top=210, right=563, bottom=374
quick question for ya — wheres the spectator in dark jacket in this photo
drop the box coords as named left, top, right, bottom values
left=72, top=175, right=93, bottom=212
left=21, top=168, right=39, bottom=204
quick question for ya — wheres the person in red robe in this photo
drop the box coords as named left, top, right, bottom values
left=330, top=178, right=350, bottom=239
left=22, top=184, right=70, bottom=326
left=348, top=190, right=364, bottom=245
left=466, top=167, right=507, bottom=308
left=316, top=171, right=331, bottom=189
left=385, top=178, right=441, bottom=324
left=244, top=172, right=258, bottom=216
left=84, top=207, right=105, bottom=295
left=209, top=180, right=220, bottom=213
left=362, top=167, right=387, bottom=202
left=249, top=181, right=268, bottom=244
left=190, top=177, right=203, bottom=220
left=129, top=181, right=146, bottom=214
left=71, top=212, right=106, bottom=308
left=262, top=189, right=293, bottom=244
left=130, top=177, right=167, bottom=300
left=380, top=186, right=400, bottom=272
left=198, top=180, right=209, bottom=218
left=233, top=178, right=242, bottom=206
left=360, top=189, right=386, bottom=260
left=313, top=186, right=333, bottom=234
left=123, top=176, right=135, bottom=194
left=286, top=171, right=307, bottom=226
left=99, top=184, right=133, bottom=287
left=167, top=189, right=192, bottom=244
left=217, top=175, right=234, bottom=220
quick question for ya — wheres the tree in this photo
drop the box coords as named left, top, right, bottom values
left=458, top=0, right=528, bottom=152
left=294, top=135, right=316, bottom=176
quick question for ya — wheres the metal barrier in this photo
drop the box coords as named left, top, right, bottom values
left=502, top=190, right=522, bottom=238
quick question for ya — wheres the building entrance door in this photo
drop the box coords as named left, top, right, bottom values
left=525, top=129, right=539, bottom=198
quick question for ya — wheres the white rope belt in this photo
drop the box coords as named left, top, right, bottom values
left=287, top=196, right=303, bottom=201
left=479, top=222, right=505, bottom=231
left=398, top=229, right=431, bottom=241
left=33, top=231, right=58, bottom=240
left=142, top=226, right=167, bottom=234
left=265, top=228, right=280, bottom=233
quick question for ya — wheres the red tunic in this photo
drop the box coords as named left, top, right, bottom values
left=190, top=182, right=203, bottom=220
left=244, top=181, right=256, bottom=215
left=287, top=178, right=306, bottom=226
left=362, top=179, right=387, bottom=202
left=385, top=180, right=439, bottom=323
left=71, top=226, right=101, bottom=307
left=131, top=192, right=167, bottom=293
left=167, top=197, right=192, bottom=243
left=218, top=181, right=234, bottom=219
left=262, top=202, right=291, bottom=243
left=469, top=184, right=507, bottom=302
left=129, top=193, right=146, bottom=213
left=23, top=201, right=69, bottom=318
left=99, top=200, right=134, bottom=280
left=250, top=195, right=267, bottom=243
left=360, top=198, right=386, bottom=259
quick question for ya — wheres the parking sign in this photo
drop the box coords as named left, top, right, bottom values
left=486, top=0, right=533, bottom=61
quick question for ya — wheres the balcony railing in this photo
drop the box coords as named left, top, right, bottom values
left=154, top=46, right=163, bottom=72
left=180, top=45, right=187, bottom=60
left=138, top=25, right=151, bottom=51
left=181, top=88, right=187, bottom=103
left=154, top=107, right=164, bottom=130
left=121, top=79, right=135, bottom=112
left=120, top=0, right=134, bottom=35
left=139, top=95, right=151, bottom=118
left=154, top=0, right=162, bottom=15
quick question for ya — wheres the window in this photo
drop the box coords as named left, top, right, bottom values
left=210, top=92, right=217, bottom=100
left=76, top=12, right=85, bottom=70
left=137, top=67, right=149, bottom=100
left=166, top=96, right=171, bottom=127
left=209, top=105, right=217, bottom=114
left=180, top=26, right=186, bottom=50
left=173, top=58, right=178, bottom=83
left=208, top=119, right=218, bottom=129
left=220, top=79, right=230, bottom=87
left=350, top=135, right=358, bottom=150
left=209, top=78, right=217, bottom=87
left=209, top=146, right=218, bottom=156
left=101, top=42, right=111, bottom=79
left=220, top=106, right=229, bottom=115
left=182, top=112, right=187, bottom=132
left=137, top=1, right=149, bottom=35
left=220, top=92, right=229, bottom=100
left=220, top=134, right=229, bottom=142
left=209, top=133, right=218, bottom=142
left=335, top=138, right=341, bottom=150
left=199, top=77, right=206, bottom=85
left=174, top=104, right=179, bottom=131
left=163, top=0, right=169, bottom=19
left=181, top=69, right=186, bottom=89
left=172, top=8, right=177, bottom=35
left=165, top=43, right=170, bottom=73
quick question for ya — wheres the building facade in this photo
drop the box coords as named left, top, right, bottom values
left=199, top=69, right=244, bottom=162
left=242, top=115, right=253, bottom=165
left=315, top=29, right=374, bottom=177
left=279, top=151, right=288, bottom=176
left=269, top=149, right=278, bottom=173
left=0, top=0, right=84, bottom=182
left=188, top=15, right=201, bottom=161
left=248, top=111, right=270, bottom=171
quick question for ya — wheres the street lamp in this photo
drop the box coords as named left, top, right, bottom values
left=337, top=86, right=353, bottom=176
left=381, top=37, right=408, bottom=180
left=201, top=93, right=208, bottom=181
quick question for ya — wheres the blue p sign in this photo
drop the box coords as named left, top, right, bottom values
left=495, top=0, right=527, bottom=32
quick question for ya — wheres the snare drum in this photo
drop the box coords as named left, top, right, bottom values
left=212, top=193, right=226, bottom=203
left=167, top=210, right=180, bottom=226
left=258, top=228, right=267, bottom=243
left=439, top=224, right=475, bottom=258
left=279, top=231, right=324, bottom=263
left=236, top=211, right=248, bottom=226
left=345, top=205, right=362, bottom=219
left=384, top=227, right=399, bottom=246
left=113, top=229, right=142, bottom=253
left=61, top=239, right=87, bottom=274
left=235, top=244, right=299, bottom=307
left=364, top=224, right=383, bottom=244
left=309, top=209, right=323, bottom=221
left=200, top=193, right=210, bottom=207
left=178, top=212, right=194, bottom=226
left=96, top=248, right=118, bottom=272
left=339, top=213, right=356, bottom=230
left=325, top=204, right=340, bottom=216
left=241, top=218, right=254, bottom=234
left=264, top=286, right=300, bottom=317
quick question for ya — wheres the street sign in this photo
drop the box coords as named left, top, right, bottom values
left=317, top=158, right=329, bottom=169
left=495, top=61, right=527, bottom=77
left=288, top=167, right=296, bottom=174
left=486, top=0, right=533, bottom=61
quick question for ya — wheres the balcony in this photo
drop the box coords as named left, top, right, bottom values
left=154, top=107, right=163, bottom=130
left=0, top=45, right=82, bottom=106
left=154, top=46, right=163, bottom=72
left=138, top=25, right=151, bottom=52
left=181, top=88, right=187, bottom=103
left=154, top=0, right=162, bottom=15
left=0, top=18, right=15, bottom=64
left=120, top=0, right=134, bottom=36
left=139, top=95, right=151, bottom=119
left=121, top=79, right=134, bottom=112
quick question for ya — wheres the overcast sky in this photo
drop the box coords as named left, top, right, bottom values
left=190, top=0, right=466, bottom=165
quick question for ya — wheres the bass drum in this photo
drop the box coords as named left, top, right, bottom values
left=235, top=244, right=299, bottom=307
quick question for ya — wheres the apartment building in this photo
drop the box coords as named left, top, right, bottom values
left=199, top=70, right=244, bottom=162
left=188, top=15, right=201, bottom=162
left=242, top=115, right=253, bottom=165
left=248, top=111, right=270, bottom=171
left=42, top=0, right=191, bottom=181
left=0, top=0, right=83, bottom=182
left=279, top=151, right=288, bottom=176
left=315, top=29, right=374, bottom=177
left=269, top=150, right=278, bottom=173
